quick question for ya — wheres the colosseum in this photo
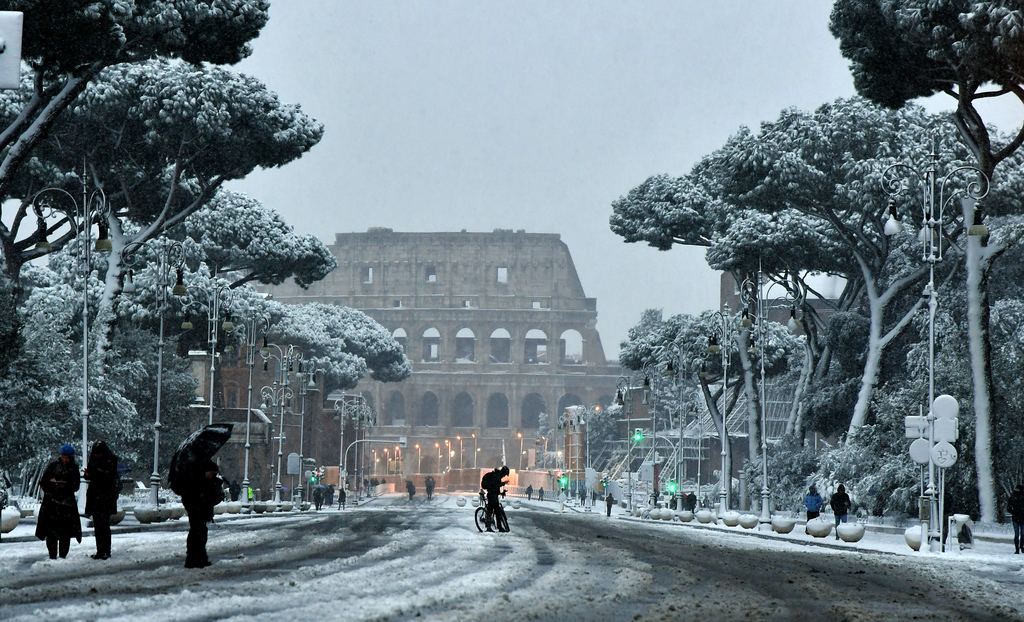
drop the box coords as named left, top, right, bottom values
left=260, top=228, right=622, bottom=477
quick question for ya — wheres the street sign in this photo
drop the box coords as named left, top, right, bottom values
left=399, top=436, right=407, bottom=448
left=286, top=452, right=300, bottom=475
left=931, top=441, right=958, bottom=468
left=934, top=418, right=958, bottom=443
left=909, top=438, right=931, bottom=465
left=0, top=12, right=22, bottom=90
left=933, top=394, right=959, bottom=419
left=905, top=416, right=927, bottom=439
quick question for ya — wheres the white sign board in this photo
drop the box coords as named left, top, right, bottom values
left=934, top=418, right=958, bottom=443
left=0, top=12, right=22, bottom=90
left=931, top=441, right=958, bottom=468
left=286, top=452, right=300, bottom=475
left=905, top=416, right=927, bottom=439
left=909, top=438, right=931, bottom=466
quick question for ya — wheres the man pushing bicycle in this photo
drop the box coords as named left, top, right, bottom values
left=479, top=465, right=509, bottom=532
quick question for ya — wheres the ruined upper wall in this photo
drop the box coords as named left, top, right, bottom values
left=269, top=229, right=595, bottom=311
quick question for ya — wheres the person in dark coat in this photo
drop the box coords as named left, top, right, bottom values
left=84, top=441, right=119, bottom=560
left=424, top=475, right=436, bottom=500
left=313, top=485, right=325, bottom=511
left=605, top=492, right=615, bottom=517
left=1009, top=484, right=1024, bottom=554
left=538, top=487, right=544, bottom=502
left=228, top=480, right=241, bottom=502
left=804, top=485, right=824, bottom=521
left=177, top=458, right=223, bottom=568
left=338, top=486, right=347, bottom=510
left=405, top=479, right=416, bottom=500
left=36, top=444, right=82, bottom=559
left=525, top=484, right=533, bottom=501
left=326, top=484, right=335, bottom=507
left=686, top=492, right=697, bottom=512
left=830, top=483, right=851, bottom=540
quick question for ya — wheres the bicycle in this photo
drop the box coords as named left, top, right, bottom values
left=475, top=488, right=510, bottom=533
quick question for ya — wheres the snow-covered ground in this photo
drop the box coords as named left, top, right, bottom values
left=2, top=494, right=1022, bottom=621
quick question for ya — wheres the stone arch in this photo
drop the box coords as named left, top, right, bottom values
left=455, top=327, right=476, bottom=362
left=419, top=391, right=440, bottom=427
left=559, top=329, right=584, bottom=364
left=489, top=328, right=511, bottom=363
left=384, top=390, right=405, bottom=426
left=392, top=327, right=408, bottom=354
left=452, top=392, right=474, bottom=427
left=486, top=393, right=509, bottom=428
left=422, top=327, right=441, bottom=362
left=524, top=329, right=548, bottom=364
left=520, top=393, right=545, bottom=429
left=557, top=394, right=583, bottom=420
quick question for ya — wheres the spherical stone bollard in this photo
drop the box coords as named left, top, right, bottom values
left=212, top=503, right=226, bottom=516
left=279, top=501, right=294, bottom=512
left=661, top=508, right=675, bottom=521
left=133, top=506, right=160, bottom=524
left=1, top=507, right=20, bottom=533
left=109, top=509, right=126, bottom=526
left=676, top=510, right=694, bottom=523
left=837, top=523, right=865, bottom=542
left=225, top=501, right=242, bottom=514
left=512, top=500, right=521, bottom=509
left=738, top=514, right=760, bottom=529
left=904, top=525, right=923, bottom=551
left=649, top=508, right=661, bottom=520
left=455, top=496, right=467, bottom=507
left=722, top=511, right=741, bottom=527
left=696, top=509, right=715, bottom=524
left=771, top=515, right=797, bottom=534
left=805, top=517, right=833, bottom=538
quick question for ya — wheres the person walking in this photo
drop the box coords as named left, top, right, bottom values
left=1009, top=484, right=1024, bottom=554
left=313, top=485, right=325, bottom=511
left=405, top=479, right=416, bottom=501
left=326, top=484, right=336, bottom=507
left=36, top=444, right=82, bottom=560
left=605, top=492, right=615, bottom=517
left=84, top=441, right=119, bottom=560
left=228, top=480, right=241, bottom=502
left=176, top=458, right=223, bottom=568
left=830, top=484, right=851, bottom=540
left=538, top=487, right=544, bottom=502
left=338, top=486, right=347, bottom=510
left=804, top=485, right=824, bottom=521
left=525, top=484, right=533, bottom=501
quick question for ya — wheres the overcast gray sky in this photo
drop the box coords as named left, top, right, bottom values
left=228, top=2, right=920, bottom=359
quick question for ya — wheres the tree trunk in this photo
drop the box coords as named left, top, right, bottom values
left=965, top=232, right=997, bottom=522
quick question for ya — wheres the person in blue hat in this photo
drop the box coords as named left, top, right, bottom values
left=36, top=444, right=82, bottom=559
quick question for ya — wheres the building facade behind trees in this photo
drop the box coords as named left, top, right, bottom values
left=259, top=228, right=621, bottom=477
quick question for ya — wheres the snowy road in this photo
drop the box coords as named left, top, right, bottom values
left=2, top=495, right=1023, bottom=621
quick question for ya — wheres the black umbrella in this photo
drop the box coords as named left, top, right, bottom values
left=168, top=424, right=233, bottom=495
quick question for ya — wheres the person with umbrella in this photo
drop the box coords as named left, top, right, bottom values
left=168, top=424, right=232, bottom=569
left=84, top=441, right=119, bottom=560
left=35, top=444, right=82, bottom=559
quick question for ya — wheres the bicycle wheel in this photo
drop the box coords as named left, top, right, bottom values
left=474, top=506, right=486, bottom=532
left=495, top=505, right=510, bottom=533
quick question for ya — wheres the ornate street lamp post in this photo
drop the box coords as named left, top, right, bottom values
left=32, top=180, right=112, bottom=505
left=230, top=314, right=270, bottom=507
left=702, top=304, right=738, bottom=518
left=260, top=342, right=301, bottom=503
left=121, top=240, right=187, bottom=507
left=181, top=279, right=235, bottom=425
left=883, top=148, right=988, bottom=552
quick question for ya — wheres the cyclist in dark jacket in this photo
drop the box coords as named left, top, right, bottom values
left=480, top=466, right=509, bottom=532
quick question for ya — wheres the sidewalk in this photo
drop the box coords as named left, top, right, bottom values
left=565, top=502, right=1021, bottom=563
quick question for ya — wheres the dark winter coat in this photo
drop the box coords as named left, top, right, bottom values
left=178, top=459, right=224, bottom=523
left=35, top=458, right=83, bottom=542
left=1009, top=489, right=1024, bottom=523
left=830, top=490, right=851, bottom=516
left=84, top=443, right=120, bottom=517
